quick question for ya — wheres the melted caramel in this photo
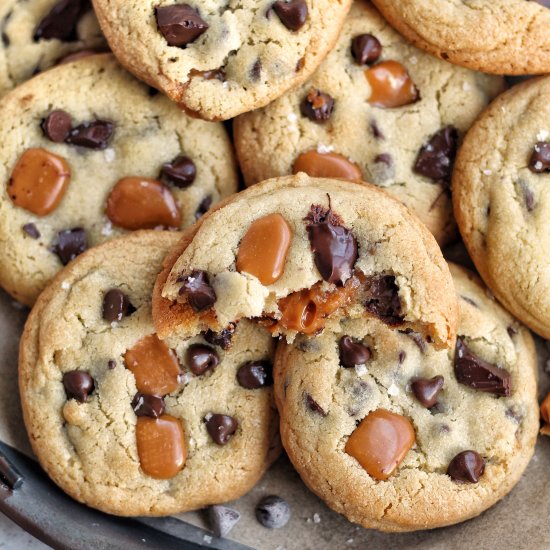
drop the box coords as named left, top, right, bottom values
left=293, top=151, right=363, bottom=181
left=365, top=61, right=419, bottom=109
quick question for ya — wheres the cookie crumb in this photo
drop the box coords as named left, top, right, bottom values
left=103, top=148, right=116, bottom=162
left=203, top=534, right=212, bottom=544
left=313, top=513, right=321, bottom=523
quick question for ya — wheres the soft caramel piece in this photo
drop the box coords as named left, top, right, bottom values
left=540, top=392, right=550, bottom=436
left=345, top=409, right=415, bottom=480
left=8, top=148, right=71, bottom=216
left=106, top=177, right=181, bottom=230
left=365, top=60, right=419, bottom=109
left=125, top=334, right=181, bottom=395
left=293, top=151, right=363, bottom=181
left=136, top=415, right=186, bottom=479
left=236, top=213, right=292, bottom=285
left=277, top=277, right=359, bottom=335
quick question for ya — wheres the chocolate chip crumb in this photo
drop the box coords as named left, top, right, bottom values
left=204, top=322, right=237, bottom=350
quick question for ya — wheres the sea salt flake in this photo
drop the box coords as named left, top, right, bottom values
left=537, top=130, right=549, bottom=141
left=103, top=148, right=115, bottom=162
left=388, top=383, right=400, bottom=396
left=313, top=513, right=321, bottom=524
left=355, top=364, right=367, bottom=376
left=317, top=143, right=334, bottom=154
left=61, top=281, right=70, bottom=290
left=203, top=535, right=212, bottom=544
left=483, top=169, right=492, bottom=175
left=287, top=112, right=298, bottom=122
left=101, top=220, right=113, bottom=236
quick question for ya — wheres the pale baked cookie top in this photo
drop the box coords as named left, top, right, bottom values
left=453, top=76, right=550, bottom=339
left=0, top=0, right=107, bottom=97
left=154, top=173, right=458, bottom=350
left=0, top=53, right=237, bottom=306
left=371, top=0, right=550, bottom=75
left=233, top=1, right=504, bottom=246
left=92, top=0, right=352, bottom=120
left=273, top=264, right=538, bottom=532
left=19, top=231, right=279, bottom=516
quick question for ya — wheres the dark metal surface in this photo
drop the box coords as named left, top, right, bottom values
left=0, top=442, right=251, bottom=550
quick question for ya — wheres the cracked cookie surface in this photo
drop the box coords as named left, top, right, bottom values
left=273, top=263, right=538, bottom=532
left=233, top=1, right=504, bottom=246
left=0, top=53, right=238, bottom=306
left=19, top=231, right=279, bottom=516
left=91, top=0, right=352, bottom=120
left=371, top=0, right=550, bottom=75
left=453, top=76, right=550, bottom=339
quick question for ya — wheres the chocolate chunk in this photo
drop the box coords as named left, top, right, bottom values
left=22, top=223, right=40, bottom=239
left=411, top=376, right=444, bottom=408
left=209, top=505, right=241, bottom=538
left=305, top=203, right=358, bottom=285
left=413, top=126, right=458, bottom=186
left=185, top=344, right=219, bottom=375
left=204, top=322, right=237, bottom=350
left=51, top=228, right=87, bottom=265
left=250, top=59, right=262, bottom=82
left=205, top=413, right=238, bottom=445
left=272, top=0, right=308, bottom=31
left=63, top=370, right=94, bottom=402
left=156, top=4, right=209, bottom=47
left=255, top=495, right=291, bottom=529
left=300, top=89, right=335, bottom=123
left=528, top=141, right=550, bottom=173
left=351, top=34, right=382, bottom=65
left=34, top=0, right=88, bottom=42
left=237, top=361, right=273, bottom=389
left=364, top=275, right=404, bottom=325
left=305, top=394, right=326, bottom=417
left=195, top=195, right=212, bottom=220
left=102, top=289, right=134, bottom=323
left=65, top=120, right=114, bottom=150
left=41, top=110, right=72, bottom=143
left=454, top=338, right=511, bottom=397
left=131, top=392, right=165, bottom=418
left=177, top=270, right=216, bottom=311
left=339, top=336, right=371, bottom=368
left=160, top=156, right=197, bottom=188
left=447, top=450, right=485, bottom=483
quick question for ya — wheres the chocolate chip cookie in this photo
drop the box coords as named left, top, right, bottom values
left=453, top=76, right=550, bottom=339
left=19, top=231, right=279, bottom=516
left=153, top=173, right=458, bottom=351
left=233, top=1, right=504, bottom=246
left=0, top=53, right=238, bottom=306
left=274, top=263, right=538, bottom=531
left=371, top=0, right=550, bottom=75
left=91, top=0, right=352, bottom=120
left=0, top=0, right=107, bottom=97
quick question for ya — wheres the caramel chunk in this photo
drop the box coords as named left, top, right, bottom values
left=236, top=213, right=292, bottom=285
left=125, top=334, right=180, bottom=395
left=106, top=178, right=181, bottom=230
left=8, top=148, right=70, bottom=216
left=541, top=392, right=550, bottom=436
left=136, top=415, right=186, bottom=479
left=365, top=61, right=419, bottom=108
left=293, top=151, right=363, bottom=181
left=345, top=409, right=415, bottom=480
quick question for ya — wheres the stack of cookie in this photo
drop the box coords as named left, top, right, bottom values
left=2, top=0, right=548, bottom=540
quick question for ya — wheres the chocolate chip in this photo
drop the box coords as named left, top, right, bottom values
left=528, top=141, right=550, bottom=173
left=237, top=361, right=273, bottom=389
left=160, top=156, right=197, bottom=188
left=398, top=350, right=406, bottom=364
left=51, top=228, right=87, bottom=265
left=131, top=392, right=165, bottom=418
left=65, top=120, right=114, bottom=150
left=255, top=495, right=291, bottom=529
left=177, top=270, right=216, bottom=312
left=454, top=338, right=511, bottom=397
left=369, top=119, right=384, bottom=139
left=63, top=370, right=94, bottom=402
left=102, top=289, right=134, bottom=323
left=364, top=275, right=404, bottom=325
left=400, top=330, right=427, bottom=353
left=339, top=336, right=371, bottom=368
left=507, top=326, right=518, bottom=338
left=156, top=4, right=209, bottom=47
left=107, top=359, right=116, bottom=370
left=22, top=223, right=40, bottom=239
left=209, top=505, right=241, bottom=538
left=305, top=394, right=326, bottom=417
left=195, top=196, right=212, bottom=220
left=34, top=0, right=88, bottom=42
left=447, top=450, right=485, bottom=483
left=205, top=413, right=238, bottom=445
left=351, top=34, right=382, bottom=65
left=516, top=178, right=535, bottom=211
left=411, top=376, right=444, bottom=408
left=250, top=59, right=262, bottom=82
left=300, top=89, right=335, bottom=123
left=204, top=322, right=237, bottom=350
left=305, top=202, right=358, bottom=285
left=413, top=126, right=458, bottom=186
left=186, top=344, right=219, bottom=375
left=41, top=110, right=72, bottom=143
left=272, top=0, right=308, bottom=31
